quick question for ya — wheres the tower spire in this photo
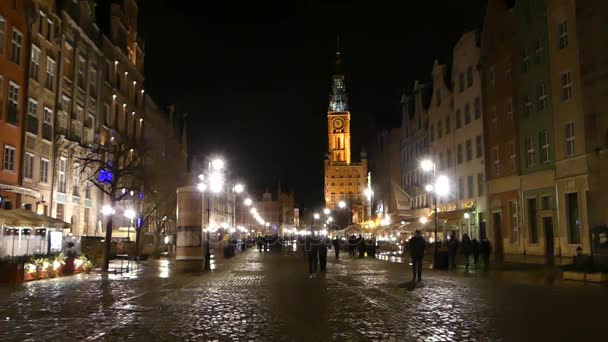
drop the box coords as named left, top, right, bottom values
left=329, top=37, right=347, bottom=112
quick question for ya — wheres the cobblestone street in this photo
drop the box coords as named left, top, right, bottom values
left=1, top=248, right=607, bottom=341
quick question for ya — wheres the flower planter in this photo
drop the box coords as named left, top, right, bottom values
left=563, top=271, right=585, bottom=281
left=563, top=271, right=608, bottom=283
left=585, top=272, right=608, bottom=283
left=0, top=262, right=25, bottom=284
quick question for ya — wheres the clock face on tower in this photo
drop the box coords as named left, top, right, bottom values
left=333, top=118, right=344, bottom=130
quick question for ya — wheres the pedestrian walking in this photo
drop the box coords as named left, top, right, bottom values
left=447, top=232, right=459, bottom=270
left=472, top=238, right=480, bottom=269
left=480, top=237, right=493, bottom=271
left=461, top=233, right=472, bottom=271
left=348, top=235, right=356, bottom=256
left=306, top=233, right=320, bottom=277
left=357, top=235, right=366, bottom=257
left=408, top=230, right=426, bottom=282
left=332, top=236, right=341, bottom=258
left=319, top=236, right=329, bottom=272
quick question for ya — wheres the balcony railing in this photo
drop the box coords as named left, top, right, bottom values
left=7, top=104, right=18, bottom=126
left=25, top=115, right=39, bottom=135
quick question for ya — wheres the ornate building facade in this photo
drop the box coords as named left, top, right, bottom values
left=323, top=48, right=367, bottom=223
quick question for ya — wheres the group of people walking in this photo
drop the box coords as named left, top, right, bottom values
left=447, top=232, right=493, bottom=271
left=304, top=233, right=376, bottom=277
left=407, top=230, right=494, bottom=283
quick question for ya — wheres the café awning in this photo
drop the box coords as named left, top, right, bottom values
left=0, top=209, right=70, bottom=229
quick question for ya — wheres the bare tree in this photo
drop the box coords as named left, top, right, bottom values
left=77, top=139, right=145, bottom=272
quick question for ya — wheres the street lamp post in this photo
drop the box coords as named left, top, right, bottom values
left=421, top=159, right=449, bottom=269
left=198, top=158, right=225, bottom=271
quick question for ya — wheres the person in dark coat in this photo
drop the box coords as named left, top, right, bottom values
left=256, top=236, right=263, bottom=252
left=348, top=235, right=356, bottom=256
left=480, top=238, right=493, bottom=271
left=306, top=233, right=320, bottom=277
left=332, top=236, right=341, bottom=258
left=447, top=232, right=459, bottom=270
left=408, top=230, right=426, bottom=282
left=319, top=236, right=329, bottom=272
left=460, top=233, right=473, bottom=271
left=471, top=238, right=481, bottom=269
left=357, top=235, right=366, bottom=257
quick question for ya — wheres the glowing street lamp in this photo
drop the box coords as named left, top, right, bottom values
left=420, top=159, right=434, bottom=172
left=313, top=213, right=320, bottom=220
left=197, top=182, right=207, bottom=192
left=211, top=158, right=224, bottom=171
left=425, top=184, right=434, bottom=192
left=364, top=187, right=373, bottom=201
left=101, top=205, right=114, bottom=216
left=250, top=208, right=257, bottom=214
left=419, top=217, right=428, bottom=224
left=338, top=201, right=346, bottom=209
left=323, top=208, right=330, bottom=215
left=234, top=183, right=244, bottom=193
left=328, top=217, right=333, bottom=222
left=435, top=175, right=450, bottom=197
left=124, top=209, right=136, bottom=220
left=243, top=198, right=252, bottom=206
left=208, top=171, right=223, bottom=193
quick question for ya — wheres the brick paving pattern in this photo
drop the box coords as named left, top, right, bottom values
left=1, top=248, right=607, bottom=341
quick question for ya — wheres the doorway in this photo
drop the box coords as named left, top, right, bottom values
left=543, top=216, right=554, bottom=264
left=492, top=212, right=503, bottom=262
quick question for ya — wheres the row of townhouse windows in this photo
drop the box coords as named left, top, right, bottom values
left=490, top=123, right=575, bottom=176
left=56, top=157, right=91, bottom=199
left=456, top=173, right=485, bottom=200
left=428, top=97, right=481, bottom=143
left=457, top=65, right=476, bottom=93
left=29, top=44, right=56, bottom=90
left=0, top=16, right=23, bottom=66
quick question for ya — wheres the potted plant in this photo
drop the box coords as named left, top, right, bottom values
left=0, top=256, right=29, bottom=284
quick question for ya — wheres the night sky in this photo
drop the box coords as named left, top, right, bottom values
left=140, top=1, right=486, bottom=209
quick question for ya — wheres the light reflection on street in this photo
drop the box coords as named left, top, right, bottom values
left=376, top=251, right=405, bottom=264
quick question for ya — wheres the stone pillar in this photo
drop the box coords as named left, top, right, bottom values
left=176, top=186, right=203, bottom=272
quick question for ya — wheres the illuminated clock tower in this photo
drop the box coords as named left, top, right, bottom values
left=327, top=48, right=352, bottom=164
left=323, top=44, right=368, bottom=220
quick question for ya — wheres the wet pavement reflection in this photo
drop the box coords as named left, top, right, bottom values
left=0, top=248, right=607, bottom=341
